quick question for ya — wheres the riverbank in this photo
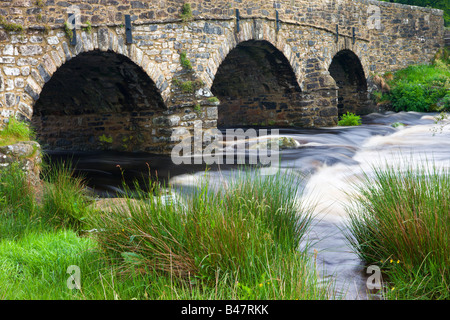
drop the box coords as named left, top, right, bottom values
left=0, top=161, right=332, bottom=300
left=372, top=48, right=449, bottom=113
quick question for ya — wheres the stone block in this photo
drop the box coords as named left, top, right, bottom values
left=19, top=45, right=43, bottom=56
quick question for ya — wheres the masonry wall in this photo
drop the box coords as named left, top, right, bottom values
left=0, top=0, right=445, bottom=153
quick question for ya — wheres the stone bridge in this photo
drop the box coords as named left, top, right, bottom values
left=0, top=0, right=445, bottom=154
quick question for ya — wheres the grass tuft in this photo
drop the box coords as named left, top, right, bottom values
left=0, top=117, right=34, bottom=146
left=344, top=160, right=450, bottom=299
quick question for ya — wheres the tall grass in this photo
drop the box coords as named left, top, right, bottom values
left=0, top=117, right=34, bottom=146
left=0, top=162, right=39, bottom=240
left=40, top=159, right=95, bottom=230
left=0, top=162, right=331, bottom=299
left=344, top=161, right=450, bottom=299
left=88, top=169, right=330, bottom=299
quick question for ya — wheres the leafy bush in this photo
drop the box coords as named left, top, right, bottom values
left=382, top=58, right=450, bottom=112
left=338, top=112, right=362, bottom=126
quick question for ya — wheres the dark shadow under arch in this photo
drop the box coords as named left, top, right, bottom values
left=328, top=50, right=370, bottom=116
left=32, top=50, right=166, bottom=152
left=211, top=40, right=303, bottom=127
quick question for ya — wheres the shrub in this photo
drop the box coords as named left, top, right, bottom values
left=384, top=60, right=450, bottom=112
left=338, top=112, right=362, bottom=126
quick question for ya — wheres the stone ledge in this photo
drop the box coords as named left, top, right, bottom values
left=0, top=141, right=42, bottom=186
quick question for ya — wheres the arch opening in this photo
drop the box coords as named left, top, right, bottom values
left=328, top=50, right=369, bottom=116
left=211, top=40, right=302, bottom=127
left=32, top=50, right=166, bottom=152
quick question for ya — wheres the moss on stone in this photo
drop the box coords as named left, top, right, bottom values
left=64, top=21, right=73, bottom=41
left=180, top=3, right=193, bottom=22
left=98, top=134, right=113, bottom=144
left=207, top=97, right=219, bottom=103
left=82, top=21, right=92, bottom=34
left=0, top=16, right=24, bottom=33
left=180, top=51, right=192, bottom=70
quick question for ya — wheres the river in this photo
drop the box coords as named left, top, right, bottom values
left=45, top=111, right=450, bottom=300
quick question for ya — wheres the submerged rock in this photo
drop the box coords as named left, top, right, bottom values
left=248, top=136, right=300, bottom=150
left=89, top=191, right=186, bottom=215
left=391, top=122, right=405, bottom=128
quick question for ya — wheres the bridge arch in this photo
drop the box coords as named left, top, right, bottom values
left=203, top=19, right=304, bottom=91
left=327, top=49, right=370, bottom=116
left=205, top=19, right=312, bottom=127
left=210, top=39, right=303, bottom=127
left=27, top=32, right=171, bottom=153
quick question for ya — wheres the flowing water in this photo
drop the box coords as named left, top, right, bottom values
left=46, top=111, right=450, bottom=300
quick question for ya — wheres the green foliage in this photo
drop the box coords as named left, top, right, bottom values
left=180, top=81, right=194, bottom=93
left=0, top=163, right=35, bottom=216
left=0, top=163, right=39, bottom=240
left=0, top=16, right=24, bottom=33
left=180, top=3, right=193, bottom=22
left=98, top=134, right=113, bottom=144
left=87, top=169, right=326, bottom=299
left=0, top=117, right=34, bottom=146
left=207, top=96, right=219, bottom=103
left=371, top=90, right=391, bottom=104
left=383, top=59, right=450, bottom=112
left=338, top=112, right=362, bottom=126
left=344, top=161, right=450, bottom=299
left=391, top=122, right=405, bottom=128
left=64, top=21, right=73, bottom=41
left=40, top=159, right=94, bottom=230
left=0, top=229, right=101, bottom=299
left=179, top=51, right=192, bottom=70
left=82, top=21, right=92, bottom=34
left=173, top=78, right=204, bottom=93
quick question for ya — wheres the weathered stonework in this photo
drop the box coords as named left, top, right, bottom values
left=0, top=141, right=41, bottom=186
left=0, top=0, right=445, bottom=153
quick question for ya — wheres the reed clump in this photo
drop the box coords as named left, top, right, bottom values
left=344, top=161, right=450, bottom=299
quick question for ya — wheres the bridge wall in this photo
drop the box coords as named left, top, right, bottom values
left=0, top=0, right=445, bottom=153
